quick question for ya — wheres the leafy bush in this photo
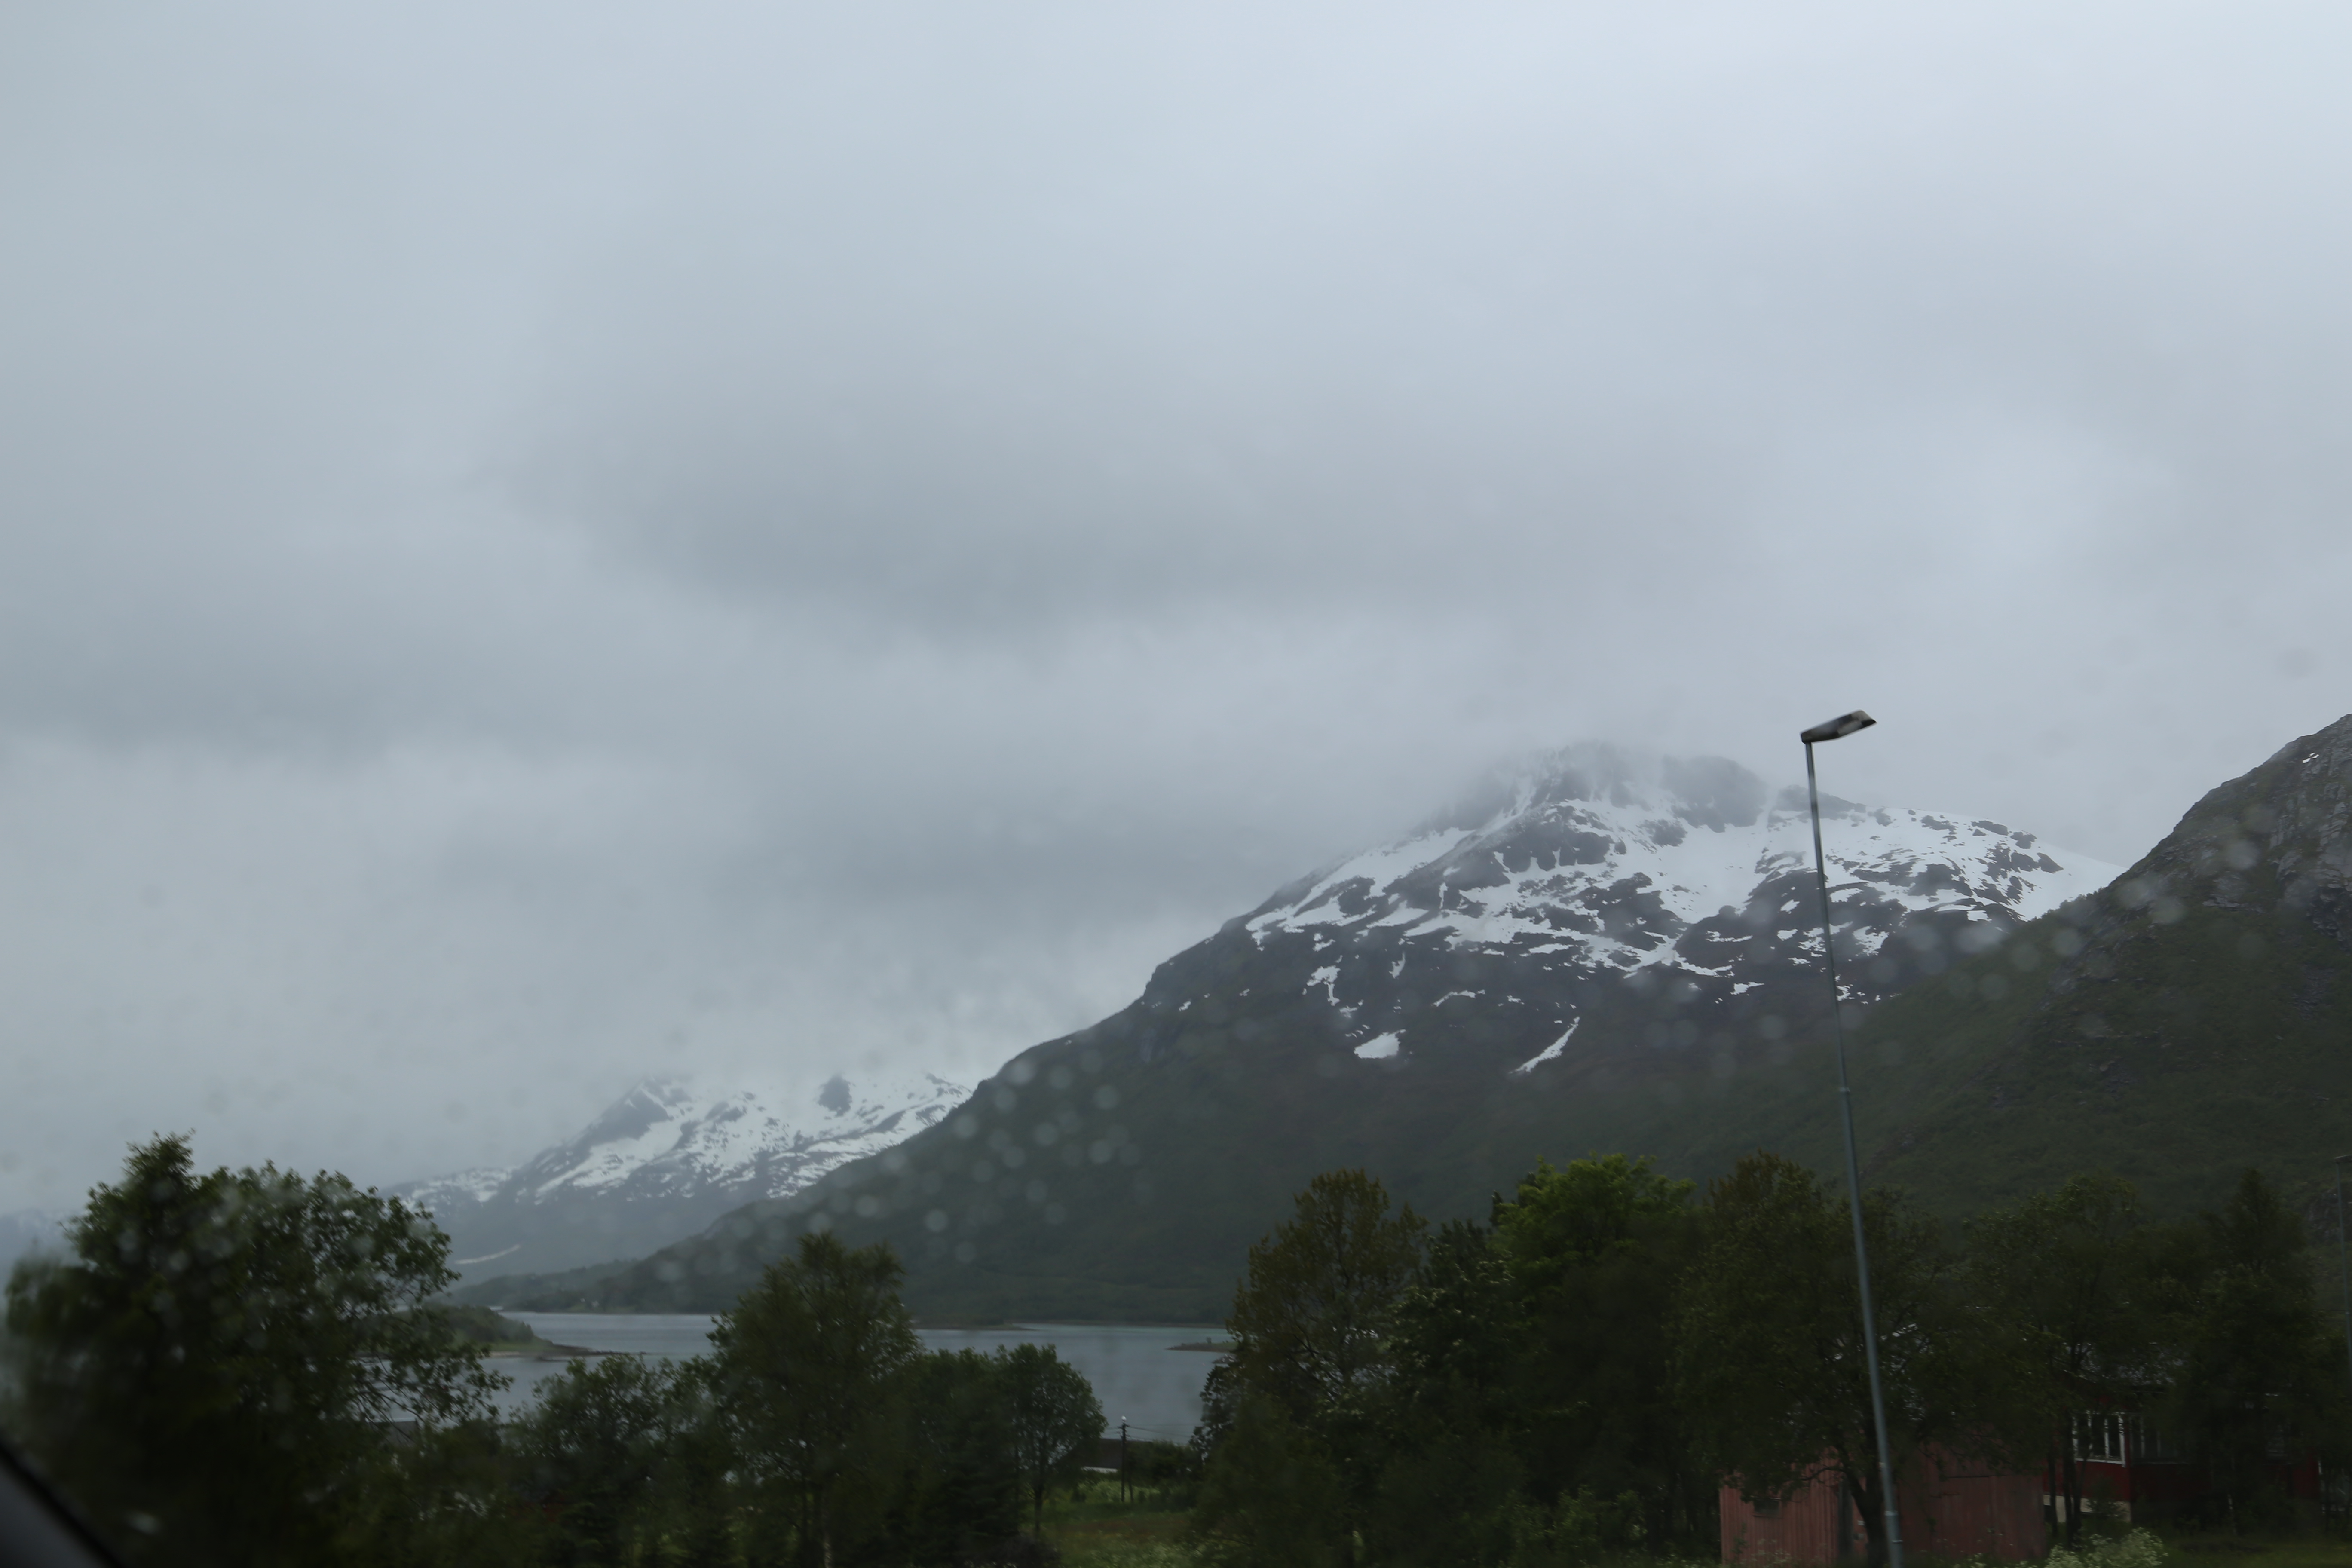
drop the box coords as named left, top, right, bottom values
left=2045, top=1527, right=2172, bottom=1568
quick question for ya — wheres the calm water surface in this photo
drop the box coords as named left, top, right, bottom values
left=496, top=1314, right=1218, bottom=1442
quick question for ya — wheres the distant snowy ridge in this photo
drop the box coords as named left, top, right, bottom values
left=391, top=1071, right=969, bottom=1279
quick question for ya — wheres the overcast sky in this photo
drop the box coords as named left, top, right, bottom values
left=3, top=1, right=2349, bottom=1211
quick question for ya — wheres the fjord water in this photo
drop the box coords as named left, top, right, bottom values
left=498, top=1315, right=1216, bottom=1441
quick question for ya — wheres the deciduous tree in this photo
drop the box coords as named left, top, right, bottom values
left=1492, top=1154, right=1706, bottom=1546
left=1217, top=1168, right=1425, bottom=1566
left=1967, top=1172, right=2159, bottom=1544
left=1673, top=1152, right=1998, bottom=1568
left=1192, top=1392, right=1348, bottom=1568
left=517, top=1353, right=702, bottom=1565
left=996, top=1342, right=1104, bottom=1536
left=900, top=1349, right=1022, bottom=1565
left=2153, top=1168, right=2344, bottom=1529
left=710, top=1230, right=920, bottom=1568
left=1226, top=1168, right=1426, bottom=1433
left=1, top=1135, right=504, bottom=1568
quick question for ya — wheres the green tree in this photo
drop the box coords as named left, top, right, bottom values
left=1967, top=1172, right=2159, bottom=1544
left=1491, top=1155, right=1707, bottom=1548
left=661, top=1360, right=739, bottom=1568
left=1673, top=1152, right=1999, bottom=1568
left=1191, top=1392, right=1349, bottom=1568
left=1370, top=1217, right=1526, bottom=1567
left=0, top=1134, right=505, bottom=1568
left=1226, top=1169, right=1426, bottom=1429
left=2152, top=1168, right=2344, bottom=1530
left=996, top=1342, right=1105, bottom=1536
left=1366, top=1158, right=1709, bottom=1565
left=900, top=1349, right=1021, bottom=1565
left=340, top=1420, right=548, bottom=1568
left=518, top=1353, right=706, bottom=1565
left=1218, top=1168, right=1425, bottom=1566
left=710, top=1229, right=920, bottom=1568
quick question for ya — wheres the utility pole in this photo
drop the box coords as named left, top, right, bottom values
left=1120, top=1418, right=1130, bottom=1504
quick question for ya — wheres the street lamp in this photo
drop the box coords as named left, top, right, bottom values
left=1801, top=709, right=1904, bottom=1568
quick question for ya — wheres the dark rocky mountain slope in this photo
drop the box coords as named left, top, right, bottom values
left=1834, top=712, right=2352, bottom=1220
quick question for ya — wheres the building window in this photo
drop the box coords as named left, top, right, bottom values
left=1753, top=1498, right=1781, bottom=1519
left=2078, top=1412, right=2128, bottom=1462
left=2076, top=1412, right=2188, bottom=1463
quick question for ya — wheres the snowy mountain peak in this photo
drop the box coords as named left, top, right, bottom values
left=391, top=1070, right=970, bottom=1278
left=1148, top=744, right=2124, bottom=1075
left=1253, top=747, right=2111, bottom=976
left=497, top=1072, right=969, bottom=1202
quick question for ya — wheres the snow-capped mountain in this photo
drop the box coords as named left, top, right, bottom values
left=393, top=1072, right=967, bottom=1279
left=543, top=742, right=2131, bottom=1321
left=1230, top=744, right=2119, bottom=1070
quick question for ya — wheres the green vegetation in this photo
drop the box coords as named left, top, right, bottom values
left=1677, top=1152, right=2012, bottom=1564
left=2145, top=1528, right=2352, bottom=1568
left=1190, top=1157, right=2348, bottom=1568
left=3, top=1139, right=1114, bottom=1566
left=11, top=1120, right=2352, bottom=1563
left=1004, top=1341, right=1109, bottom=1534
left=0, top=1134, right=518, bottom=1567
left=444, top=1302, right=558, bottom=1352
left=1051, top=1472, right=1196, bottom=1568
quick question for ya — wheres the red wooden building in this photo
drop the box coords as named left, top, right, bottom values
left=2055, top=1409, right=2319, bottom=1525
left=1720, top=1416, right=2324, bottom=1562
left=1720, top=1451, right=2047, bottom=1565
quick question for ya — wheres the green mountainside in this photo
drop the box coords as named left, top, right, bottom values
left=1852, top=714, right=2352, bottom=1215
left=503, top=717, right=2352, bottom=1322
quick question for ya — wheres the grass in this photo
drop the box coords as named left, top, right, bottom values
left=2148, top=1527, right=2352, bottom=1568
left=1029, top=1492, right=2352, bottom=1568
left=1046, top=1478, right=1196, bottom=1567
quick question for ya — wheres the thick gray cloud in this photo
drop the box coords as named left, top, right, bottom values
left=2, top=0, right=2349, bottom=1209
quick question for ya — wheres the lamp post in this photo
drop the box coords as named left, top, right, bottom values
left=1801, top=709, right=1903, bottom=1568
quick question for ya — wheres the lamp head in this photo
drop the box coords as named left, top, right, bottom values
left=1801, top=710, right=1877, bottom=745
